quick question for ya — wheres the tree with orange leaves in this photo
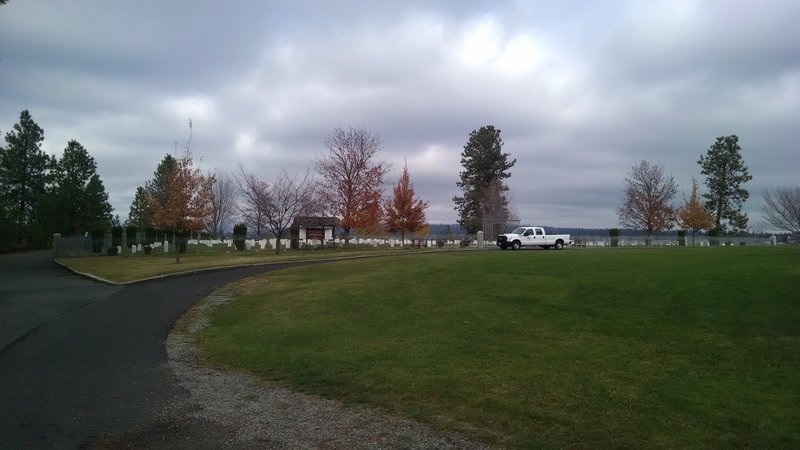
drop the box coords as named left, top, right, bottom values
left=385, top=162, right=429, bottom=245
left=148, top=122, right=214, bottom=263
left=617, top=160, right=678, bottom=245
left=678, top=178, right=714, bottom=245
left=315, top=126, right=388, bottom=245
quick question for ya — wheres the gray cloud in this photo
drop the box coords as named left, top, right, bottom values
left=1, top=0, right=797, bottom=230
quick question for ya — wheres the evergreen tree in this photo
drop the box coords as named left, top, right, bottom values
left=144, top=154, right=177, bottom=230
left=698, top=135, right=752, bottom=232
left=50, top=140, right=113, bottom=236
left=453, top=125, right=515, bottom=234
left=0, top=110, right=52, bottom=245
left=127, top=186, right=152, bottom=229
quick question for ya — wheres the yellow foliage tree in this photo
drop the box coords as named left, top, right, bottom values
left=678, top=178, right=714, bottom=245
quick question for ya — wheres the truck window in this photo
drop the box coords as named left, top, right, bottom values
left=523, top=229, right=533, bottom=236
left=536, top=229, right=544, bottom=236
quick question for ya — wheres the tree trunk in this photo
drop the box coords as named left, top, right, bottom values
left=274, top=231, right=282, bottom=255
left=174, top=229, right=181, bottom=264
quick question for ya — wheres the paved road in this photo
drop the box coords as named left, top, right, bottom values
left=0, top=251, right=310, bottom=449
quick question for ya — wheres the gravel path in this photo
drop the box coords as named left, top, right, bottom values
left=166, top=286, right=492, bottom=449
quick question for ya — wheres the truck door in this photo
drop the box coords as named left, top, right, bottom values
left=535, top=227, right=545, bottom=244
left=523, top=228, right=534, bottom=244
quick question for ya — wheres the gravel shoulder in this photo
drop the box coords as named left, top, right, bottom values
left=166, top=285, right=491, bottom=449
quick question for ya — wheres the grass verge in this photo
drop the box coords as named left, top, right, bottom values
left=199, top=247, right=800, bottom=448
left=56, top=246, right=428, bottom=283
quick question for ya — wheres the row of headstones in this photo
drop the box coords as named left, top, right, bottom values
left=188, top=238, right=481, bottom=248
left=577, top=237, right=776, bottom=246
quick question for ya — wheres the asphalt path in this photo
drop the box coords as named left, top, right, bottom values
left=0, top=251, right=316, bottom=449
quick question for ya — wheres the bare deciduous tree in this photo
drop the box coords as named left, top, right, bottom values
left=761, top=186, right=800, bottom=233
left=237, top=166, right=320, bottom=253
left=236, top=165, right=268, bottom=239
left=260, top=169, right=320, bottom=254
left=617, top=160, right=678, bottom=245
left=480, top=178, right=513, bottom=237
left=203, top=171, right=237, bottom=239
left=315, top=126, right=388, bottom=245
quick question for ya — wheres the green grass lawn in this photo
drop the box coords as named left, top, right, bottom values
left=56, top=246, right=425, bottom=283
left=198, top=247, right=800, bottom=448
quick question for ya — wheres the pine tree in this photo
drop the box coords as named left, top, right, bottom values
left=0, top=110, right=52, bottom=245
left=698, top=135, right=752, bottom=232
left=453, top=125, right=515, bottom=234
left=385, top=162, right=429, bottom=245
left=127, top=186, right=152, bottom=229
left=50, top=140, right=113, bottom=236
left=146, top=154, right=178, bottom=214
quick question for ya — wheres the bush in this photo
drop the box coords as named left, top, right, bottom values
left=233, top=223, right=247, bottom=251
left=609, top=228, right=620, bottom=247
left=90, top=229, right=106, bottom=254
left=111, top=226, right=123, bottom=247
left=436, top=239, right=445, bottom=248
left=677, top=229, right=686, bottom=246
left=144, top=245, right=152, bottom=255
left=125, top=225, right=138, bottom=245
left=708, top=229, right=720, bottom=246
left=106, top=246, right=119, bottom=256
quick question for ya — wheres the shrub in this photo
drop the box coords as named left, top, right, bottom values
left=106, top=246, right=119, bottom=256
left=609, top=228, right=620, bottom=247
left=677, top=229, right=686, bottom=246
left=436, top=239, right=445, bottom=248
left=125, top=225, right=138, bottom=245
left=144, top=245, right=152, bottom=255
left=233, top=223, right=247, bottom=251
left=90, top=229, right=106, bottom=254
left=111, top=226, right=123, bottom=247
left=708, top=229, right=720, bottom=246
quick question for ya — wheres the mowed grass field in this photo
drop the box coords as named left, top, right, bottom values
left=198, top=247, right=799, bottom=448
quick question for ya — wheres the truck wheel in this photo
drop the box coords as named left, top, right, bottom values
left=511, top=240, right=521, bottom=250
left=554, top=240, right=564, bottom=250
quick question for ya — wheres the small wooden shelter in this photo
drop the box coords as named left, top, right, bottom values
left=290, top=216, right=338, bottom=247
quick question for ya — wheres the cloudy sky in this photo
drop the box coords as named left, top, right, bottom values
left=1, top=0, right=798, bottom=230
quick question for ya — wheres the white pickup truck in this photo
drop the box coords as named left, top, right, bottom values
left=497, top=226, right=573, bottom=250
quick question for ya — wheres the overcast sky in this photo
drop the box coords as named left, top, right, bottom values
left=1, top=1, right=798, bottom=230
